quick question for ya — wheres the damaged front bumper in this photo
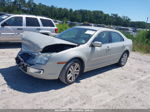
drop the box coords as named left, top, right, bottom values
left=15, top=54, right=63, bottom=80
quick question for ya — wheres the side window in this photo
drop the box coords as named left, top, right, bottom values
left=94, top=32, right=110, bottom=44
left=111, top=32, right=124, bottom=43
left=4, top=17, right=23, bottom=26
left=40, top=19, right=55, bottom=27
left=26, top=17, right=40, bottom=27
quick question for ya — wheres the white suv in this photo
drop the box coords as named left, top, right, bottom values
left=0, top=14, right=58, bottom=42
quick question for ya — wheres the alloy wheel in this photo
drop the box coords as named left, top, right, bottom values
left=67, top=63, right=80, bottom=83
left=121, top=53, right=128, bottom=66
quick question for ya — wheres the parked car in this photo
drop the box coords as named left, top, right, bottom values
left=16, top=26, right=132, bottom=84
left=0, top=12, right=7, bottom=16
left=115, top=26, right=135, bottom=35
left=0, top=14, right=58, bottom=42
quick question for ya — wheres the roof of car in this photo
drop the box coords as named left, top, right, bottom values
left=75, top=26, right=118, bottom=32
left=7, top=14, right=53, bottom=20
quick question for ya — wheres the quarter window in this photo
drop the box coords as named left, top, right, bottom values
left=111, top=32, right=124, bottom=43
left=26, top=17, right=40, bottom=27
left=40, top=19, right=55, bottom=27
left=94, top=32, right=110, bottom=44
left=4, top=17, right=23, bottom=26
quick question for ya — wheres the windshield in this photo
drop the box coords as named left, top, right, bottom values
left=56, top=28, right=97, bottom=44
left=0, top=15, right=10, bottom=23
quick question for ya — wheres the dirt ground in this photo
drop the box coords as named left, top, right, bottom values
left=0, top=44, right=150, bottom=109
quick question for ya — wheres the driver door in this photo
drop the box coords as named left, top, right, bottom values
left=86, top=31, right=111, bottom=71
left=0, top=16, right=23, bottom=42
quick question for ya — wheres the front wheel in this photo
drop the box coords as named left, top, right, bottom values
left=59, top=59, right=82, bottom=84
left=117, top=52, right=129, bottom=67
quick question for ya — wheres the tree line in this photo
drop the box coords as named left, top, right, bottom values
left=0, top=0, right=150, bottom=29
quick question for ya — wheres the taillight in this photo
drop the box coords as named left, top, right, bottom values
left=55, top=28, right=58, bottom=33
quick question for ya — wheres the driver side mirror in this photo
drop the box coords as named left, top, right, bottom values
left=1, top=22, right=8, bottom=27
left=91, top=41, right=102, bottom=47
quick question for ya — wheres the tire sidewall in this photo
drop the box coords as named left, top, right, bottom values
left=119, top=52, right=128, bottom=66
left=59, top=59, right=82, bottom=84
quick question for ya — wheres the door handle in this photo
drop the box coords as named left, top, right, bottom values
left=36, top=28, right=41, bottom=30
left=17, top=28, right=23, bottom=30
left=107, top=46, right=111, bottom=51
left=122, top=45, right=125, bottom=49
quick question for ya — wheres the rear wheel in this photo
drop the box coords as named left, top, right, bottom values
left=118, top=52, right=129, bottom=67
left=59, top=59, right=82, bottom=84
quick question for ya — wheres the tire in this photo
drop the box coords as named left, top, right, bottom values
left=59, top=59, right=83, bottom=84
left=117, top=52, right=129, bottom=67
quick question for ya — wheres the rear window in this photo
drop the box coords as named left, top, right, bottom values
left=26, top=17, right=40, bottom=27
left=40, top=19, right=55, bottom=27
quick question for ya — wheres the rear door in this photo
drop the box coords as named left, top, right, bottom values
left=40, top=18, right=57, bottom=33
left=24, top=17, right=41, bottom=32
left=109, top=31, right=125, bottom=63
left=0, top=16, right=23, bottom=42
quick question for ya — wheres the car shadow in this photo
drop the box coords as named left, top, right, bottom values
left=78, top=64, right=119, bottom=81
left=0, top=65, right=119, bottom=93
left=0, top=43, right=21, bottom=49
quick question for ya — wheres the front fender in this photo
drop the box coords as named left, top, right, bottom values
left=54, top=51, right=88, bottom=64
left=48, top=45, right=90, bottom=66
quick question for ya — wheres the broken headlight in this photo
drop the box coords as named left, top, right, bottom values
left=34, top=53, right=51, bottom=65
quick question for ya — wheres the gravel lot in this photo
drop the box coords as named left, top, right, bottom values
left=0, top=44, right=150, bottom=109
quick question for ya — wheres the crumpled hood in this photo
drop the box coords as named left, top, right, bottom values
left=22, top=31, right=77, bottom=52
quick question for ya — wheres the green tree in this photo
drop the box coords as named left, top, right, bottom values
left=0, top=0, right=150, bottom=29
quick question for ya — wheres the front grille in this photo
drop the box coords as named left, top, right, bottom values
left=16, top=56, right=21, bottom=65
left=16, top=52, right=36, bottom=67
left=15, top=56, right=28, bottom=72
left=20, top=62, right=28, bottom=72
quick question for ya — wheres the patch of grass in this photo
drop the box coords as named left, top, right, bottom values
left=123, top=30, right=150, bottom=53
left=56, top=23, right=70, bottom=33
